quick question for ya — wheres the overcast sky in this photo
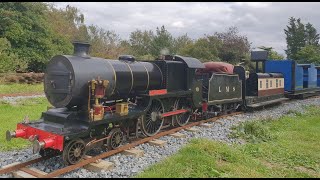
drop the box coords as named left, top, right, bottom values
left=53, top=2, right=320, bottom=58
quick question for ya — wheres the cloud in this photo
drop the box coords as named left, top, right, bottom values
left=171, top=21, right=185, bottom=28
left=53, top=2, right=320, bottom=57
left=234, top=2, right=272, bottom=8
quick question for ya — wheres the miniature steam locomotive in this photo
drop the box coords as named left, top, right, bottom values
left=6, top=42, right=320, bottom=165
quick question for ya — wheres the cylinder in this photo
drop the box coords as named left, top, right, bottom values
left=44, top=55, right=163, bottom=108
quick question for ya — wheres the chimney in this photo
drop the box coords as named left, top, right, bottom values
left=73, top=41, right=91, bottom=58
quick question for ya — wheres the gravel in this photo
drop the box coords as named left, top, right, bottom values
left=0, top=97, right=319, bottom=178
left=0, top=95, right=45, bottom=104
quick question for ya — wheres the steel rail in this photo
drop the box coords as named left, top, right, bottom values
left=0, top=155, right=53, bottom=175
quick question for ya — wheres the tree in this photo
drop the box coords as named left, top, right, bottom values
left=284, top=17, right=320, bottom=62
left=0, top=2, right=72, bottom=72
left=129, top=29, right=154, bottom=58
left=88, top=25, right=127, bottom=59
left=179, top=36, right=222, bottom=62
left=214, top=26, right=251, bottom=64
left=173, top=34, right=193, bottom=54
left=75, top=24, right=90, bottom=42
left=150, top=25, right=174, bottom=57
left=258, top=46, right=284, bottom=60
left=284, top=17, right=306, bottom=60
left=305, top=23, right=319, bottom=46
left=295, top=45, right=320, bottom=64
left=46, top=4, right=81, bottom=42
left=0, top=38, right=27, bottom=73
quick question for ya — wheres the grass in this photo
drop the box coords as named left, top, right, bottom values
left=229, top=117, right=275, bottom=143
left=0, top=97, right=49, bottom=151
left=0, top=83, right=44, bottom=94
left=136, top=105, right=320, bottom=178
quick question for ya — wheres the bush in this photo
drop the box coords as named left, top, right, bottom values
left=0, top=38, right=28, bottom=73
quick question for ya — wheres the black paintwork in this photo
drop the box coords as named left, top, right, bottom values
left=44, top=56, right=162, bottom=108
left=251, top=50, right=269, bottom=73
left=174, top=55, right=205, bottom=69
left=251, top=51, right=269, bottom=61
left=199, top=72, right=242, bottom=105
left=233, top=66, right=246, bottom=101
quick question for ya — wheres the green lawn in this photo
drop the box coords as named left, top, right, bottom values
left=0, top=97, right=49, bottom=151
left=0, top=83, right=44, bottom=94
left=136, top=105, right=320, bottom=178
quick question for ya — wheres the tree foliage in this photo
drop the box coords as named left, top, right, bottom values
left=215, top=26, right=251, bottom=64
left=173, top=34, right=193, bottom=54
left=305, top=23, right=319, bottom=46
left=88, top=25, right=126, bottom=59
left=284, top=17, right=320, bottom=62
left=179, top=36, right=222, bottom=62
left=0, top=2, right=73, bottom=72
left=295, top=45, right=320, bottom=64
left=129, top=29, right=154, bottom=58
left=0, top=2, right=256, bottom=72
left=150, top=25, right=174, bottom=58
left=0, top=38, right=27, bottom=73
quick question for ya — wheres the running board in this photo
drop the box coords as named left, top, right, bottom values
left=247, top=98, right=289, bottom=108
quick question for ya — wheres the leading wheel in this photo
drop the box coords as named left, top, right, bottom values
left=107, top=128, right=124, bottom=150
left=62, top=139, right=86, bottom=165
left=173, top=98, right=192, bottom=126
left=141, top=99, right=164, bottom=137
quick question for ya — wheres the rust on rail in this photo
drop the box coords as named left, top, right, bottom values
left=0, top=155, right=52, bottom=175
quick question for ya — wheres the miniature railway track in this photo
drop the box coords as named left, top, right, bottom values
left=2, top=95, right=319, bottom=178
left=0, top=155, right=53, bottom=176
left=0, top=112, right=243, bottom=178
left=41, top=112, right=243, bottom=178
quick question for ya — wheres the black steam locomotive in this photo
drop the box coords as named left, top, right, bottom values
left=6, top=42, right=319, bottom=165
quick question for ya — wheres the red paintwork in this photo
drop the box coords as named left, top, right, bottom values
left=258, top=88, right=284, bottom=96
left=43, top=138, right=55, bottom=148
left=161, top=109, right=188, bottom=118
left=202, top=102, right=208, bottom=112
left=16, top=123, right=64, bottom=151
left=95, top=85, right=105, bottom=98
left=197, top=62, right=234, bottom=75
left=149, top=89, right=167, bottom=96
left=15, top=129, right=27, bottom=138
left=104, top=105, right=115, bottom=112
left=94, top=105, right=103, bottom=115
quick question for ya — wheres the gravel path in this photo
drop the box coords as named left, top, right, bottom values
left=0, top=97, right=319, bottom=178
left=0, top=95, right=45, bottom=103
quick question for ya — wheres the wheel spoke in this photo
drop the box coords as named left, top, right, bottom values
left=174, top=99, right=191, bottom=126
left=63, top=140, right=86, bottom=165
left=141, top=100, right=164, bottom=136
left=108, top=128, right=123, bottom=149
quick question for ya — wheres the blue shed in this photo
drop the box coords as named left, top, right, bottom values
left=298, top=63, right=317, bottom=89
left=315, top=66, right=320, bottom=87
left=264, top=60, right=303, bottom=92
left=309, top=64, right=318, bottom=88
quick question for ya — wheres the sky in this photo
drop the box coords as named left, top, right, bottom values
left=53, top=2, right=320, bottom=58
